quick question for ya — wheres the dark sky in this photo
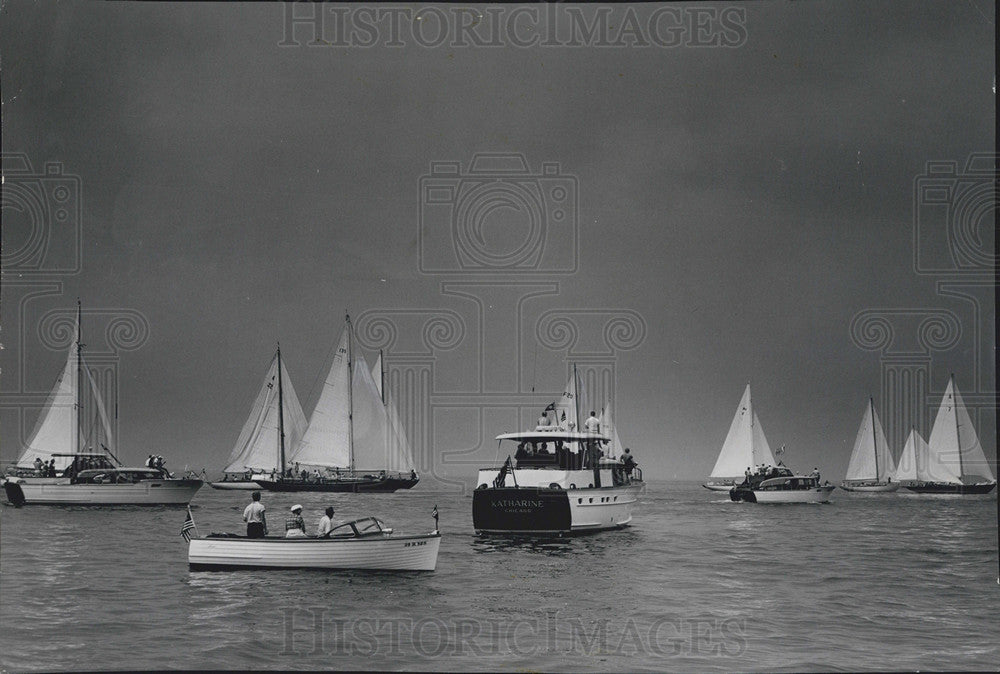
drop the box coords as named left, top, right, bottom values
left=2, top=2, right=995, bottom=482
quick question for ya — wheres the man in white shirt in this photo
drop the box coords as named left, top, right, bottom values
left=316, top=506, right=336, bottom=538
left=242, top=491, right=267, bottom=538
left=584, top=411, right=601, bottom=434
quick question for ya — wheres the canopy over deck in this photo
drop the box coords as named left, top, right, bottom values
left=496, top=431, right=611, bottom=443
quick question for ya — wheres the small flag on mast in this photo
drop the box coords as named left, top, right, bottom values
left=181, top=506, right=196, bottom=542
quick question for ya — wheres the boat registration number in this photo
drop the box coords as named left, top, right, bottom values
left=404, top=541, right=427, bottom=547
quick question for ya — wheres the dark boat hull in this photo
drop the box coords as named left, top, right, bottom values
left=473, top=487, right=572, bottom=533
left=256, top=476, right=418, bottom=493
left=904, top=482, right=996, bottom=494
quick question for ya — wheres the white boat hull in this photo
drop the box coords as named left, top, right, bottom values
left=839, top=482, right=900, bottom=492
left=209, top=481, right=262, bottom=490
left=188, top=533, right=441, bottom=571
left=751, top=486, right=835, bottom=503
left=4, top=478, right=203, bottom=505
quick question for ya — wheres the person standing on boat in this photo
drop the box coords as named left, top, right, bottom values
left=537, top=408, right=552, bottom=429
left=33, top=457, right=43, bottom=475
left=285, top=505, right=306, bottom=538
left=317, top=506, right=336, bottom=538
left=243, top=491, right=268, bottom=538
left=584, top=411, right=601, bottom=434
left=621, top=448, right=637, bottom=476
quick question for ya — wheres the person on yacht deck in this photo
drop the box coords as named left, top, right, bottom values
left=584, top=411, right=601, bottom=434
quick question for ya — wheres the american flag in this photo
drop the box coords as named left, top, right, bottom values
left=180, top=507, right=196, bottom=542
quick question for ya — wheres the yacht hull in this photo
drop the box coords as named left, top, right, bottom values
left=209, top=481, right=262, bottom=490
left=188, top=532, right=440, bottom=571
left=473, top=483, right=641, bottom=534
left=3, top=478, right=203, bottom=506
left=904, top=482, right=997, bottom=495
left=840, top=482, right=900, bottom=492
left=256, top=476, right=418, bottom=493
left=730, top=485, right=835, bottom=504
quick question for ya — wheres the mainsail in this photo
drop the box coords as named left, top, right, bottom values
left=17, top=314, right=115, bottom=470
left=371, top=354, right=417, bottom=473
left=709, top=384, right=777, bottom=480
left=600, top=403, right=623, bottom=460
left=223, top=351, right=307, bottom=474
left=844, top=399, right=896, bottom=482
left=926, top=377, right=994, bottom=484
left=290, top=322, right=414, bottom=473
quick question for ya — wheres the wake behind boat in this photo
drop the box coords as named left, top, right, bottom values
left=703, top=384, right=777, bottom=491
left=187, top=516, right=440, bottom=571
left=840, top=398, right=899, bottom=492
left=2, top=303, right=202, bottom=507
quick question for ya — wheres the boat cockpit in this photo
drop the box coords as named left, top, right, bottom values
left=327, top=517, right=394, bottom=538
left=73, top=468, right=168, bottom=484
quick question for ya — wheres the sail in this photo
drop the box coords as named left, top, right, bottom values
left=81, top=358, right=116, bottom=454
left=291, top=327, right=351, bottom=469
left=224, top=352, right=308, bottom=474
left=895, top=429, right=925, bottom=482
left=845, top=401, right=896, bottom=482
left=351, top=354, right=414, bottom=472
left=554, top=371, right=585, bottom=432
left=952, top=382, right=994, bottom=482
left=924, top=380, right=966, bottom=485
left=371, top=355, right=416, bottom=473
left=600, top=403, right=623, bottom=460
left=17, top=324, right=81, bottom=468
left=751, top=413, right=777, bottom=467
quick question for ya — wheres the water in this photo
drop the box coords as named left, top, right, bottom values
left=1, top=482, right=997, bottom=671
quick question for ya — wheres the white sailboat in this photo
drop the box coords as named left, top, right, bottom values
left=840, top=398, right=899, bottom=492
left=905, top=376, right=996, bottom=494
left=256, top=315, right=418, bottom=493
left=210, top=347, right=308, bottom=490
left=704, top=384, right=777, bottom=491
left=894, top=428, right=930, bottom=484
left=371, top=351, right=417, bottom=474
left=3, top=302, right=202, bottom=506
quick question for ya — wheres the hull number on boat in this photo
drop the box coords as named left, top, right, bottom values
left=404, top=541, right=427, bottom=547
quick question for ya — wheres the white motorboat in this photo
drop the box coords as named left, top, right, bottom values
left=703, top=384, right=777, bottom=491
left=472, top=367, right=644, bottom=535
left=187, top=516, right=440, bottom=571
left=730, top=467, right=835, bottom=503
left=840, top=398, right=900, bottom=492
left=3, top=303, right=202, bottom=506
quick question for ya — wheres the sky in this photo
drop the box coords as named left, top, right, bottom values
left=1, top=1, right=995, bottom=486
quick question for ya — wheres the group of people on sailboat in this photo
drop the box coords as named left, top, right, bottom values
left=32, top=457, right=57, bottom=477
left=145, top=455, right=167, bottom=471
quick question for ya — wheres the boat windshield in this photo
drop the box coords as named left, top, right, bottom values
left=328, top=517, right=391, bottom=538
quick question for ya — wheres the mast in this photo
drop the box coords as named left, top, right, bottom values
left=277, top=344, right=286, bottom=475
left=379, top=349, right=385, bottom=405
left=952, top=374, right=963, bottom=479
left=76, top=299, right=83, bottom=455
left=573, top=363, right=580, bottom=430
left=870, top=397, right=879, bottom=480
left=346, top=313, right=355, bottom=473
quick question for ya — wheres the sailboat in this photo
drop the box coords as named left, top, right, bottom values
left=894, top=428, right=930, bottom=484
left=840, top=398, right=899, bottom=492
left=905, top=376, right=996, bottom=494
left=3, top=302, right=203, bottom=506
left=703, top=384, right=777, bottom=491
left=255, top=315, right=419, bottom=493
left=209, top=347, right=308, bottom=490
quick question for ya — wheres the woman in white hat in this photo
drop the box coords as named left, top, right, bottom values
left=285, top=504, right=306, bottom=538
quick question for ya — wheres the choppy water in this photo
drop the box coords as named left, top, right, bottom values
left=1, top=481, right=997, bottom=672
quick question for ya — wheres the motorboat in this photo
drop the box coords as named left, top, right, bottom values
left=729, top=466, right=835, bottom=503
left=187, top=516, right=440, bottom=571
